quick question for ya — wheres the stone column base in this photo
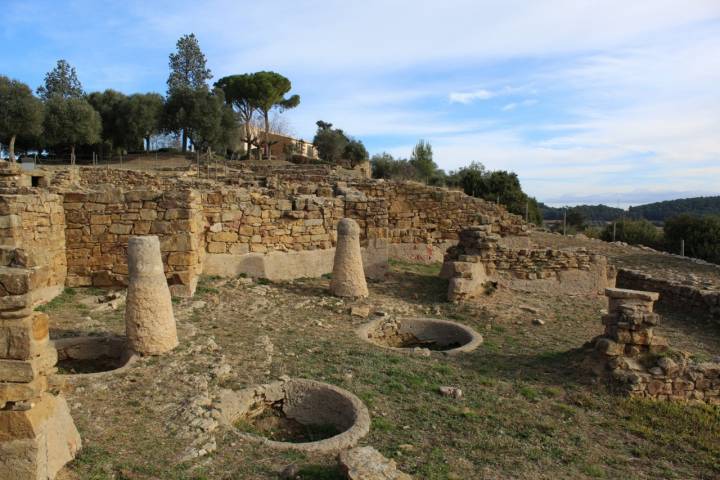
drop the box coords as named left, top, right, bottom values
left=0, top=393, right=81, bottom=480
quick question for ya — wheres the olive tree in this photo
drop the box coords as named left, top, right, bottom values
left=43, top=96, right=101, bottom=164
left=0, top=76, right=43, bottom=161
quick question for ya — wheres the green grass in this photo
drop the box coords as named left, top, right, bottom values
left=35, top=287, right=77, bottom=312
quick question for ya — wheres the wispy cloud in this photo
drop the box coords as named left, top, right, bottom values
left=2, top=0, right=719, bottom=205
left=449, top=89, right=494, bottom=104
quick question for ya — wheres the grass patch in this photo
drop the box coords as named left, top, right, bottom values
left=35, top=288, right=77, bottom=312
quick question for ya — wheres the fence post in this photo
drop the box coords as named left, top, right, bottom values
left=681, top=239, right=685, bottom=257
left=563, top=208, right=567, bottom=236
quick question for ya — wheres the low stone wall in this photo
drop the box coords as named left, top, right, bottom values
left=616, top=269, right=720, bottom=323
left=63, top=189, right=203, bottom=296
left=203, top=239, right=388, bottom=281
left=442, top=226, right=609, bottom=301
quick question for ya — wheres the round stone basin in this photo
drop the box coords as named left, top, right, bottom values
left=52, top=336, right=137, bottom=378
left=358, top=317, right=483, bottom=355
left=216, top=378, right=370, bottom=453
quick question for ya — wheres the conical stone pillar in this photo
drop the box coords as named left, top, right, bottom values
left=330, top=218, right=369, bottom=298
left=125, top=236, right=178, bottom=355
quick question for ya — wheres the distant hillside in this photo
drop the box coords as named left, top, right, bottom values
left=628, top=196, right=720, bottom=222
left=541, top=196, right=720, bottom=223
left=540, top=203, right=624, bottom=222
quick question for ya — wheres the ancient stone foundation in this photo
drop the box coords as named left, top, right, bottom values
left=0, top=267, right=80, bottom=479
left=125, top=236, right=178, bottom=355
left=586, top=288, right=720, bottom=404
left=442, top=226, right=610, bottom=301
left=330, top=219, right=369, bottom=298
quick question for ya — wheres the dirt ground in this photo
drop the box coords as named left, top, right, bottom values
left=48, top=247, right=719, bottom=480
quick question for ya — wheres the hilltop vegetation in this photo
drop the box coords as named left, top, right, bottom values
left=628, top=196, right=720, bottom=222
left=541, top=196, right=720, bottom=224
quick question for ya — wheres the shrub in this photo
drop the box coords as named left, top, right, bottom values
left=663, top=214, right=720, bottom=263
left=600, top=219, right=662, bottom=247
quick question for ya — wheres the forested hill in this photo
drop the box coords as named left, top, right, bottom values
left=540, top=203, right=624, bottom=222
left=627, top=196, right=720, bottom=221
left=540, top=196, right=720, bottom=222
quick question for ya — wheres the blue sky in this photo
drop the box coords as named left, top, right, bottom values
left=2, top=0, right=720, bottom=206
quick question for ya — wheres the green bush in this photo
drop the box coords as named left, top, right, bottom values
left=663, top=214, right=720, bottom=263
left=600, top=219, right=662, bottom=247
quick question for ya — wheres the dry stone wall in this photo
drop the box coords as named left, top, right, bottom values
left=443, top=226, right=609, bottom=301
left=0, top=192, right=67, bottom=303
left=63, top=189, right=204, bottom=296
left=350, top=181, right=527, bottom=244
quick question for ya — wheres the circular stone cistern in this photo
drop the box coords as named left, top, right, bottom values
left=52, top=335, right=137, bottom=379
left=358, top=317, right=483, bottom=355
left=215, top=378, right=370, bottom=453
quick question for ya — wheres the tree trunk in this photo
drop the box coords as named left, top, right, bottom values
left=8, top=135, right=16, bottom=162
left=70, top=145, right=75, bottom=165
left=182, top=129, right=187, bottom=153
left=264, top=111, right=270, bottom=160
left=146, top=136, right=151, bottom=151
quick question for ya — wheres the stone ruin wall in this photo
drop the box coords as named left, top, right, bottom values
left=0, top=192, right=67, bottom=304
left=443, top=226, right=610, bottom=302
left=62, top=189, right=204, bottom=297
left=351, top=181, right=527, bottom=242
left=0, top=165, right=533, bottom=296
left=586, top=288, right=720, bottom=405
left=616, top=269, right=720, bottom=324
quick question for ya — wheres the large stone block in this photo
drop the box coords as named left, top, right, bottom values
left=0, top=313, right=49, bottom=360
left=0, top=394, right=82, bottom=480
left=0, top=375, right=47, bottom=406
left=0, top=347, right=56, bottom=382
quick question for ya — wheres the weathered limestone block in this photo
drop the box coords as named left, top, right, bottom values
left=330, top=219, right=368, bottom=298
left=338, top=446, right=412, bottom=480
left=125, top=236, right=178, bottom=355
left=0, top=393, right=81, bottom=480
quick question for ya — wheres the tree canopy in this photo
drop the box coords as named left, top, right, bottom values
left=313, top=121, right=348, bottom=163
left=36, top=59, right=84, bottom=100
left=0, top=76, right=43, bottom=161
left=167, top=33, right=212, bottom=151
left=43, top=96, right=101, bottom=164
left=87, top=89, right=129, bottom=151
left=448, top=163, right=542, bottom=224
left=167, top=33, right=212, bottom=94
left=215, top=74, right=263, bottom=157
left=409, top=139, right=437, bottom=182
left=252, top=71, right=300, bottom=159
left=125, top=93, right=164, bottom=150
left=343, top=139, right=369, bottom=168
left=163, top=87, right=235, bottom=154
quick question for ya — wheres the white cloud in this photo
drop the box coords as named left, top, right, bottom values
left=449, top=89, right=494, bottom=104
left=4, top=0, right=720, bottom=204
